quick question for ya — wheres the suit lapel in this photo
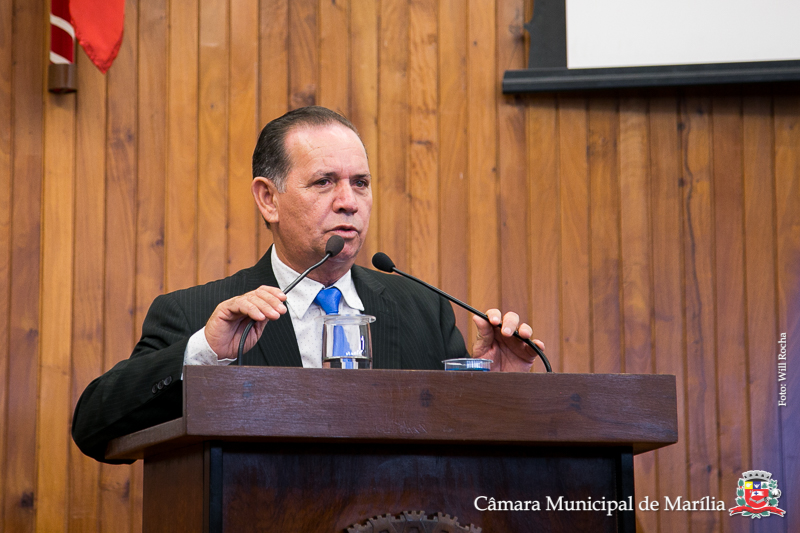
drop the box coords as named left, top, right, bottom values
left=246, top=248, right=303, bottom=367
left=352, top=266, right=401, bottom=369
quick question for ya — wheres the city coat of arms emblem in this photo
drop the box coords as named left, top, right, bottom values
left=728, top=470, right=786, bottom=518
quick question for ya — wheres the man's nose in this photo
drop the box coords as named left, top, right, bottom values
left=332, top=181, right=358, bottom=212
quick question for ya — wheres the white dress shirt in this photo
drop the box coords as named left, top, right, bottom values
left=183, top=247, right=364, bottom=368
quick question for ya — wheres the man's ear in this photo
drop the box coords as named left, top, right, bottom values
left=252, top=177, right=280, bottom=225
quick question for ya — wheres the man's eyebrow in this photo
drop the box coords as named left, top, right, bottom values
left=310, top=170, right=371, bottom=178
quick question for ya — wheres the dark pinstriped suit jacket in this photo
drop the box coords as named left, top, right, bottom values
left=72, top=249, right=468, bottom=463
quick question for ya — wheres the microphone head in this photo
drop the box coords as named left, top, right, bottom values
left=371, top=252, right=396, bottom=273
left=325, top=235, right=346, bottom=257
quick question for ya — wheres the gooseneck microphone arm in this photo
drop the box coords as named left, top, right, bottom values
left=372, top=252, right=553, bottom=373
left=236, top=236, right=345, bottom=364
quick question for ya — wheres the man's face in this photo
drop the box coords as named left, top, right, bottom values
left=265, top=123, right=372, bottom=273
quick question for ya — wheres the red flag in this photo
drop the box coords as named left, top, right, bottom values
left=69, top=0, right=125, bottom=73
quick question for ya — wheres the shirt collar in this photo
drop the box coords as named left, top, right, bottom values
left=271, top=247, right=364, bottom=319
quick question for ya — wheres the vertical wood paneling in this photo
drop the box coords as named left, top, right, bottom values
left=650, top=93, right=689, bottom=533
left=558, top=96, right=591, bottom=373
left=198, top=0, right=229, bottom=282
left=319, top=0, right=350, bottom=116
left=408, top=0, right=439, bottom=284
left=681, top=95, right=721, bottom=533
left=497, top=0, right=529, bottom=324
left=0, top=0, right=13, bottom=523
left=3, top=2, right=799, bottom=531
left=349, top=0, right=379, bottom=268
left=4, top=0, right=43, bottom=530
left=228, top=0, right=259, bottom=275
left=68, top=53, right=106, bottom=532
left=37, top=90, right=76, bottom=533
left=257, top=0, right=288, bottom=256
left=774, top=90, right=800, bottom=533
left=378, top=0, right=410, bottom=268
left=619, top=97, right=653, bottom=376
left=619, top=95, right=656, bottom=532
left=588, top=97, right=621, bottom=374
left=527, top=97, right=561, bottom=371
left=166, top=0, right=199, bottom=292
left=289, top=0, right=318, bottom=109
left=134, top=2, right=170, bottom=525
left=742, top=94, right=785, bottom=533
left=466, top=0, right=498, bottom=341
left=101, top=0, right=139, bottom=527
left=437, top=0, right=469, bottom=339
left=711, top=94, right=751, bottom=533
left=137, top=0, right=168, bottom=310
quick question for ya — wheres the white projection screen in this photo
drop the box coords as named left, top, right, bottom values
left=566, top=0, right=800, bottom=69
left=502, top=0, right=800, bottom=93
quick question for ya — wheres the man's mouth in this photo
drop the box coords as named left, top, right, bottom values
left=330, top=226, right=359, bottom=237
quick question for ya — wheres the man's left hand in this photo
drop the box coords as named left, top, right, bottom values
left=472, top=310, right=545, bottom=372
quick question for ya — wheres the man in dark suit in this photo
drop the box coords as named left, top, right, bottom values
left=72, top=106, right=544, bottom=463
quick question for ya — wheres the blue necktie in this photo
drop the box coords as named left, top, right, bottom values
left=314, top=287, right=352, bottom=367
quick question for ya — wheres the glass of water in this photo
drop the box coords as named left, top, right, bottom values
left=319, top=314, right=376, bottom=369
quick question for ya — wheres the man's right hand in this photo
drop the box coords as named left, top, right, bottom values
left=204, top=286, right=287, bottom=359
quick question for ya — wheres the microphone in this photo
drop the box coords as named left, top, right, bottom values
left=282, top=235, right=345, bottom=294
left=371, top=252, right=553, bottom=373
left=237, top=235, right=346, bottom=364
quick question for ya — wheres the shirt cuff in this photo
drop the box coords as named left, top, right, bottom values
left=183, top=327, right=236, bottom=367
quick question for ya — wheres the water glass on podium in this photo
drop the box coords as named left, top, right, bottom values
left=319, top=315, right=376, bottom=369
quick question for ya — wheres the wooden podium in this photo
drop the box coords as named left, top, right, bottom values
left=107, top=366, right=677, bottom=532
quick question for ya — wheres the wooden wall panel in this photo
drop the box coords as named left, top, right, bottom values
left=198, top=0, right=229, bottom=282
left=466, top=0, right=498, bottom=343
left=101, top=0, right=139, bottom=528
left=408, top=0, right=439, bottom=285
left=527, top=96, right=561, bottom=372
left=649, top=93, right=690, bottom=533
left=1, top=1, right=798, bottom=531
left=349, top=0, right=379, bottom=269
left=558, top=96, right=591, bottom=373
left=228, top=0, right=260, bottom=275
left=437, top=0, right=469, bottom=339
left=498, top=0, right=530, bottom=325
left=38, top=89, right=76, bottom=532
left=742, top=93, right=786, bottom=533
left=256, top=0, right=287, bottom=256
left=377, top=0, right=409, bottom=270
left=4, top=0, right=44, bottom=531
left=0, top=0, right=12, bottom=524
left=68, top=54, right=106, bottom=531
left=681, top=95, right=722, bottom=533
left=711, top=94, right=750, bottom=533
left=289, top=0, right=317, bottom=109
left=133, top=2, right=170, bottom=527
left=166, top=0, right=199, bottom=292
left=319, top=0, right=350, bottom=116
left=588, top=97, right=621, bottom=374
left=774, top=90, right=800, bottom=533
left=619, top=95, right=656, bottom=532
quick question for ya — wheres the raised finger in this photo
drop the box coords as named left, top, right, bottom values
left=244, top=291, right=286, bottom=321
left=225, top=292, right=280, bottom=322
left=252, top=286, right=288, bottom=310
left=517, top=322, right=533, bottom=340
left=473, top=313, right=494, bottom=338
left=500, top=311, right=520, bottom=336
left=485, top=308, right=502, bottom=327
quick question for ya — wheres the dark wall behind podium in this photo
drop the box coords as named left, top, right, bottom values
left=0, top=0, right=797, bottom=531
